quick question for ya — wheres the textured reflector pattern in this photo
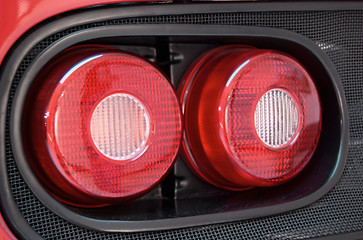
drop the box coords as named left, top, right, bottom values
left=90, top=93, right=151, bottom=161
left=180, top=46, right=321, bottom=189
left=225, top=52, right=321, bottom=182
left=24, top=47, right=182, bottom=205
left=254, top=89, right=300, bottom=149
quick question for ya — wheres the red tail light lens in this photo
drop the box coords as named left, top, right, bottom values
left=179, top=45, right=321, bottom=190
left=24, top=46, right=182, bottom=206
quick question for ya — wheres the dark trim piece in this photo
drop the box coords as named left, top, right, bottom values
left=9, top=24, right=348, bottom=232
left=71, top=1, right=363, bottom=17
left=0, top=19, right=46, bottom=240
left=316, top=231, right=363, bottom=240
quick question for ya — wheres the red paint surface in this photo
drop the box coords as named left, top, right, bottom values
left=0, top=0, right=156, bottom=65
left=0, top=213, right=17, bottom=240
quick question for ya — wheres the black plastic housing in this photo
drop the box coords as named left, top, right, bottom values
left=9, top=25, right=347, bottom=232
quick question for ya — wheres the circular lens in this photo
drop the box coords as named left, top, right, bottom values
left=90, top=93, right=151, bottom=161
left=253, top=88, right=300, bottom=150
left=179, top=45, right=321, bottom=190
left=24, top=46, right=182, bottom=206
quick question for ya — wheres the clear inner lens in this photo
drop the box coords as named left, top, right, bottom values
left=254, top=89, right=299, bottom=149
left=90, top=93, right=151, bottom=160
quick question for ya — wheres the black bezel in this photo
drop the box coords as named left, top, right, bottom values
left=0, top=1, right=355, bottom=237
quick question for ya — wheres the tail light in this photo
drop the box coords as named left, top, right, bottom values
left=23, top=46, right=182, bottom=206
left=2, top=4, right=351, bottom=235
left=179, top=45, right=321, bottom=190
left=23, top=44, right=321, bottom=205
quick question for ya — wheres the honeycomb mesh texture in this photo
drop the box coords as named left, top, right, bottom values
left=5, top=10, right=363, bottom=240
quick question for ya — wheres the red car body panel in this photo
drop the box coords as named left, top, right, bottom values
left=0, top=0, right=157, bottom=65
left=0, top=213, right=16, bottom=239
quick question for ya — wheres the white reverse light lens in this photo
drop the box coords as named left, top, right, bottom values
left=90, top=93, right=151, bottom=160
left=254, top=88, right=300, bottom=149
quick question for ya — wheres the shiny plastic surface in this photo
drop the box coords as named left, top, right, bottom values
left=253, top=88, right=301, bottom=150
left=90, top=93, right=151, bottom=161
left=23, top=46, right=182, bottom=206
left=179, top=45, right=321, bottom=190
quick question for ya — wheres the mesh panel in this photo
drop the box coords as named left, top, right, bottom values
left=5, top=10, right=363, bottom=239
